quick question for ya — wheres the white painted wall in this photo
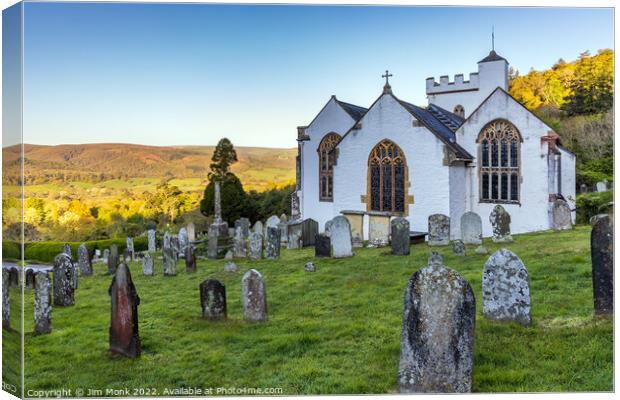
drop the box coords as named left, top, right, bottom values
left=449, top=163, right=468, bottom=239
left=333, top=94, right=451, bottom=238
left=559, top=146, right=577, bottom=222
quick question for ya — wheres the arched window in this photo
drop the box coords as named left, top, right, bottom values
left=453, top=104, right=465, bottom=118
left=478, top=120, right=521, bottom=203
left=368, top=140, right=407, bottom=212
left=318, top=133, right=341, bottom=201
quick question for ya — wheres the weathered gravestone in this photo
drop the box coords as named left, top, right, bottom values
left=170, top=236, right=181, bottom=259
left=147, top=229, right=156, bottom=253
left=315, top=234, right=331, bottom=258
left=342, top=211, right=365, bottom=248
left=185, top=245, right=196, bottom=273
left=63, top=243, right=73, bottom=259
left=178, top=228, right=188, bottom=252
left=53, top=253, right=75, bottom=307
left=235, top=218, right=250, bottom=238
left=460, top=212, right=482, bottom=245
left=142, top=252, right=154, bottom=276
left=126, top=237, right=134, bottom=261
left=103, top=248, right=110, bottom=263
left=305, top=262, right=316, bottom=272
left=278, top=221, right=288, bottom=246
left=391, top=217, right=410, bottom=256
left=591, top=215, right=613, bottom=315
left=452, top=240, right=466, bottom=256
left=551, top=199, right=572, bottom=231
left=580, top=183, right=588, bottom=194
left=187, top=222, right=196, bottom=242
left=287, top=221, right=302, bottom=250
left=490, top=205, right=512, bottom=243
left=224, top=261, right=238, bottom=273
left=253, top=220, right=264, bottom=235
left=25, top=269, right=35, bottom=289
left=301, top=218, right=319, bottom=247
left=163, top=243, right=177, bottom=276
left=109, top=263, right=140, bottom=358
left=108, top=244, right=119, bottom=274
left=482, top=249, right=531, bottom=326
left=224, top=250, right=233, bottom=260
left=8, top=267, right=18, bottom=288
left=34, top=272, right=52, bottom=335
left=475, top=245, right=488, bottom=255
left=2, top=269, right=9, bottom=329
left=73, top=266, right=78, bottom=290
left=368, top=212, right=391, bottom=247
left=428, top=214, right=450, bottom=246
left=77, top=243, right=92, bottom=276
left=200, top=279, right=227, bottom=320
left=207, top=225, right=231, bottom=260
left=595, top=181, right=608, bottom=192
left=265, top=215, right=281, bottom=238
left=329, top=216, right=353, bottom=258
left=249, top=232, right=263, bottom=260
left=233, top=226, right=247, bottom=258
left=242, top=269, right=267, bottom=322
left=280, top=213, right=288, bottom=222
left=266, top=227, right=281, bottom=260
left=399, top=253, right=475, bottom=393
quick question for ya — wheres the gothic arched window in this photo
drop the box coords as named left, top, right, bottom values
left=318, top=132, right=341, bottom=201
left=368, top=140, right=407, bottom=212
left=478, top=120, right=521, bottom=203
left=454, top=104, right=465, bottom=117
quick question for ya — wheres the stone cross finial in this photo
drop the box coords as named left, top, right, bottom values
left=214, top=180, right=222, bottom=224
left=382, top=70, right=393, bottom=94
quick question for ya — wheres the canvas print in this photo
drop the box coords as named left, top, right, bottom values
left=1, top=1, right=614, bottom=397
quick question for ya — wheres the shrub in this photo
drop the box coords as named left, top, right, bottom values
left=575, top=190, right=613, bottom=224
left=2, top=240, right=21, bottom=260
left=23, top=236, right=148, bottom=263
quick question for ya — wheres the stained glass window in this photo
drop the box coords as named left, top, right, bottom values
left=368, top=140, right=407, bottom=212
left=318, top=133, right=341, bottom=201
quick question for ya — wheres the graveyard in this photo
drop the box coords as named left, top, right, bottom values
left=4, top=225, right=612, bottom=394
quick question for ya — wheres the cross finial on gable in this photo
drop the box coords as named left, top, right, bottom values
left=492, top=25, right=495, bottom=51
left=382, top=70, right=393, bottom=94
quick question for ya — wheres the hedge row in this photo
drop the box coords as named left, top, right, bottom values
left=575, top=190, right=613, bottom=224
left=2, top=240, right=21, bottom=260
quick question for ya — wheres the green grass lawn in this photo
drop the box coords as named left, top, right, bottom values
left=8, top=226, right=613, bottom=394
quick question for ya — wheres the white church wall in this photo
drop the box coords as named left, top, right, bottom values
left=456, top=89, right=555, bottom=237
left=300, top=97, right=356, bottom=231
left=333, top=94, right=451, bottom=238
left=559, top=146, right=577, bottom=222
left=449, top=163, right=468, bottom=240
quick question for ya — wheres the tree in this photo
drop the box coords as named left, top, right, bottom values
left=200, top=173, right=247, bottom=224
left=208, top=138, right=238, bottom=181
left=562, top=49, right=614, bottom=116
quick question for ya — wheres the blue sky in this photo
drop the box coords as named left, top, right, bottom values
left=11, top=3, right=615, bottom=148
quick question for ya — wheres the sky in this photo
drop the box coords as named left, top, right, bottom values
left=5, top=2, right=615, bottom=148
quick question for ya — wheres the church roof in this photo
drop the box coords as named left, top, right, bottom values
left=478, top=50, right=507, bottom=63
left=427, top=104, right=465, bottom=131
left=335, top=99, right=368, bottom=121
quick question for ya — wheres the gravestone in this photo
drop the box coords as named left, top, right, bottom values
left=233, top=226, right=247, bottom=258
left=460, top=212, right=482, bottom=245
left=300, top=218, right=319, bottom=247
left=126, top=237, right=134, bottom=261
left=428, top=214, right=450, bottom=246
left=249, top=232, right=263, bottom=260
left=253, top=220, right=264, bottom=235
left=235, top=217, right=250, bottom=238
left=63, top=243, right=72, bottom=259
left=342, top=211, right=365, bottom=248
left=34, top=272, right=52, bottom=335
left=329, top=216, right=353, bottom=258
left=200, top=279, right=227, bottom=320
left=228, top=227, right=235, bottom=237
left=490, top=205, right=513, bottom=243
left=280, top=213, right=288, bottom=222
left=53, top=253, right=75, bottom=307
left=224, top=250, right=233, bottom=260
left=108, top=244, right=119, bottom=274
left=242, top=269, right=267, bottom=322
left=25, top=269, right=35, bottom=289
left=595, top=181, right=608, bottom=192
left=224, top=261, right=238, bottom=273
left=265, top=215, right=281, bottom=238
left=368, top=212, right=391, bottom=247
left=278, top=221, right=288, bottom=246
left=590, top=213, right=608, bottom=226
left=305, top=262, right=316, bottom=272
left=8, top=267, right=18, bottom=288
left=580, top=183, right=588, bottom=194
left=399, top=253, right=475, bottom=393
left=170, top=236, right=181, bottom=259
left=185, top=245, right=196, bottom=273
left=109, top=263, right=141, bottom=358
left=324, top=219, right=334, bottom=237
left=287, top=221, right=302, bottom=249
left=475, top=245, right=488, bottom=255
left=163, top=244, right=177, bottom=276
left=551, top=199, right=572, bottom=231
left=482, top=249, right=531, bottom=326
left=142, top=252, right=154, bottom=276
left=2, top=269, right=9, bottom=329
left=591, top=215, right=613, bottom=315
left=147, top=229, right=156, bottom=253
left=266, top=227, right=281, bottom=260
left=391, top=217, right=410, bottom=256
left=452, top=240, right=466, bottom=256
left=123, top=248, right=132, bottom=263
left=187, top=222, right=196, bottom=242
left=178, top=228, right=189, bottom=252
left=103, top=248, right=110, bottom=263
left=73, top=266, right=78, bottom=290
left=315, top=234, right=331, bottom=258
left=77, top=243, right=92, bottom=276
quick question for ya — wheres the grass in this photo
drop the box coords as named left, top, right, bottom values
left=4, top=225, right=613, bottom=394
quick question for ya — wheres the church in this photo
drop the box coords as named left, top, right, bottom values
left=293, top=49, right=576, bottom=240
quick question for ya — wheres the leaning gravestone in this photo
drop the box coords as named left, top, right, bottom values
left=108, top=244, right=119, bottom=274
left=242, top=269, right=267, bottom=322
left=109, top=263, right=141, bottom=358
left=142, top=252, right=154, bottom=276
left=53, top=253, right=75, bottom=307
left=329, top=216, right=353, bottom=258
left=185, top=246, right=196, bottom=273
left=391, top=217, right=410, bottom=256
left=591, top=215, right=613, bottom=315
left=233, top=226, right=247, bottom=258
left=77, top=243, right=92, bottom=276
left=200, top=279, right=227, bottom=320
left=34, top=272, right=52, bottom=335
left=490, top=205, right=513, bottom=243
left=460, top=212, right=482, bottom=245
left=63, top=243, right=73, bottom=259
left=266, top=227, right=281, bottom=260
left=315, top=234, right=331, bottom=258
left=482, top=249, right=531, bottom=326
left=163, top=244, right=177, bottom=276
left=428, top=214, right=450, bottom=246
left=2, top=269, right=9, bottom=329
left=249, top=232, right=263, bottom=260
left=399, top=253, right=475, bottom=393
left=147, top=229, right=156, bottom=253
left=452, top=240, right=466, bottom=256
left=551, top=199, right=572, bottom=231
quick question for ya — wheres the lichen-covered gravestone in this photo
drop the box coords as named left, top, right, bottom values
left=249, top=232, right=263, bottom=260
left=253, top=220, right=264, bottom=235
left=185, top=245, right=196, bottom=273
left=233, top=226, right=247, bottom=258
left=265, top=215, right=281, bottom=238
left=235, top=217, right=250, bottom=238
left=265, top=227, right=281, bottom=260
left=428, top=214, right=450, bottom=246
left=108, top=244, right=119, bottom=274
left=482, top=249, right=531, bottom=326
left=591, top=215, right=613, bottom=315
left=163, top=243, right=177, bottom=276
left=142, top=252, right=154, bottom=276
left=242, top=269, right=267, bottom=322
left=452, top=240, right=466, bottom=256
left=460, top=212, right=482, bottom=245
left=63, top=243, right=73, bottom=259
left=315, top=233, right=331, bottom=258
left=147, top=229, right=156, bottom=253
left=329, top=216, right=353, bottom=258
left=551, top=199, right=572, bottom=231
left=391, top=217, right=410, bottom=256
left=399, top=253, right=475, bottom=393
left=77, top=243, right=92, bottom=276
left=490, top=205, right=513, bottom=243
left=53, top=253, right=75, bottom=307
left=2, top=269, right=9, bottom=329
left=109, top=263, right=140, bottom=358
left=34, top=272, right=52, bottom=335
left=200, top=279, right=227, bottom=320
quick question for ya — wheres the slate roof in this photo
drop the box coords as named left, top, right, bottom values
left=427, top=103, right=465, bottom=131
left=478, top=50, right=507, bottom=63
left=336, top=99, right=368, bottom=121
